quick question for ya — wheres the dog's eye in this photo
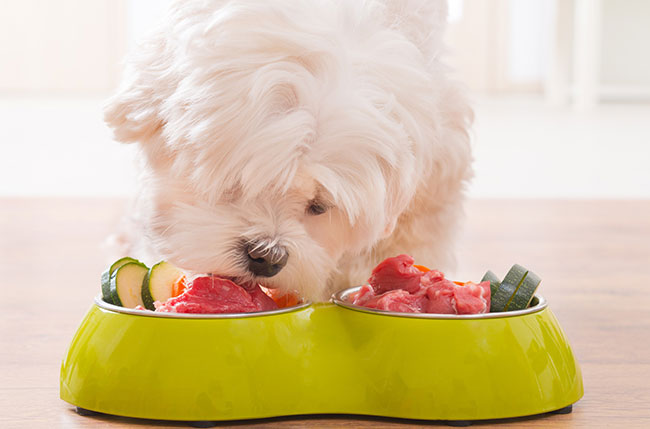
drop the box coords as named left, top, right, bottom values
left=306, top=200, right=328, bottom=216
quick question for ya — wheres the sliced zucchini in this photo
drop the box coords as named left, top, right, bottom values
left=101, top=257, right=140, bottom=304
left=490, top=264, right=527, bottom=312
left=502, top=264, right=528, bottom=288
left=490, top=264, right=542, bottom=312
left=490, top=282, right=518, bottom=312
left=507, top=270, right=541, bottom=311
left=141, top=261, right=184, bottom=310
left=110, top=262, right=148, bottom=308
left=481, top=270, right=501, bottom=297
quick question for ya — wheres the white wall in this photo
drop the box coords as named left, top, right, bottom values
left=3, top=0, right=649, bottom=96
left=507, top=0, right=552, bottom=84
left=0, top=0, right=174, bottom=95
left=1, top=0, right=649, bottom=198
left=0, top=0, right=126, bottom=95
left=600, top=0, right=650, bottom=88
left=126, top=0, right=175, bottom=51
left=447, top=0, right=650, bottom=95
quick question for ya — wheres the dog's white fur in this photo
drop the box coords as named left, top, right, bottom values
left=105, top=0, right=473, bottom=301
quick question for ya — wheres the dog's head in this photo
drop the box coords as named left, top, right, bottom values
left=105, top=0, right=467, bottom=300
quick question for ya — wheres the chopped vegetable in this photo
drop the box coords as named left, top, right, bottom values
left=101, top=257, right=140, bottom=304
left=110, top=262, right=148, bottom=308
left=171, top=275, right=187, bottom=297
left=141, top=261, right=185, bottom=310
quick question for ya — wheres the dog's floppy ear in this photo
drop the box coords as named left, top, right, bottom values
left=383, top=0, right=448, bottom=59
left=104, top=36, right=169, bottom=144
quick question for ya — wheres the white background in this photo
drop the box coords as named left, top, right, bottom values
left=1, top=0, right=649, bottom=198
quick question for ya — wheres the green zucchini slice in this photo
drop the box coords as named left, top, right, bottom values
left=507, top=270, right=542, bottom=311
left=481, top=270, right=501, bottom=297
left=490, top=264, right=527, bottom=312
left=110, top=261, right=148, bottom=308
left=490, top=264, right=542, bottom=312
left=141, top=261, right=184, bottom=310
left=502, top=264, right=528, bottom=288
left=101, top=257, right=139, bottom=304
left=491, top=282, right=518, bottom=312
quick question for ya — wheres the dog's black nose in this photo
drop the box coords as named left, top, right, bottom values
left=245, top=239, right=288, bottom=277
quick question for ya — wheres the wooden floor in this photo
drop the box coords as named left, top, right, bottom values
left=1, top=198, right=649, bottom=428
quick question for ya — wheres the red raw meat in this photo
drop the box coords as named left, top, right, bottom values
left=247, top=284, right=281, bottom=311
left=155, top=276, right=278, bottom=314
left=452, top=282, right=491, bottom=314
left=350, top=255, right=491, bottom=315
left=349, top=284, right=375, bottom=305
left=365, top=289, right=427, bottom=313
left=368, top=254, right=423, bottom=294
left=423, top=284, right=457, bottom=314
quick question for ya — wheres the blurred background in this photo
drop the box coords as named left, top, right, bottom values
left=1, top=0, right=649, bottom=198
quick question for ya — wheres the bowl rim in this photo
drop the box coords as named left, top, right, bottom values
left=93, top=295, right=312, bottom=319
left=330, top=286, right=547, bottom=319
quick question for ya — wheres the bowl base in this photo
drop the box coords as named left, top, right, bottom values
left=71, top=404, right=577, bottom=427
left=550, top=404, right=573, bottom=415
left=75, top=407, right=101, bottom=417
left=188, top=421, right=219, bottom=428
left=445, top=420, right=472, bottom=427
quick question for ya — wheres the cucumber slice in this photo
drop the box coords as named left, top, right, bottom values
left=490, top=264, right=527, bottom=312
left=507, top=270, right=541, bottom=311
left=141, top=261, right=184, bottom=310
left=110, top=262, right=148, bottom=308
left=481, top=270, right=501, bottom=297
left=101, top=257, right=139, bottom=304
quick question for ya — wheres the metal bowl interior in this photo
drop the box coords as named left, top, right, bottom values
left=331, top=286, right=546, bottom=319
left=94, top=295, right=311, bottom=319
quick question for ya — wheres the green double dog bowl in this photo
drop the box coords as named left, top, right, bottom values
left=60, top=287, right=583, bottom=425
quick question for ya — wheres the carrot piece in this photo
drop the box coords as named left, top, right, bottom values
left=414, top=264, right=466, bottom=285
left=413, top=264, right=430, bottom=273
left=265, top=288, right=300, bottom=308
left=171, top=276, right=187, bottom=297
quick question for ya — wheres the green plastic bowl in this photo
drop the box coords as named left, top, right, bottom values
left=60, top=288, right=583, bottom=422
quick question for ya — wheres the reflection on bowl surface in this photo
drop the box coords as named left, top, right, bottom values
left=331, top=286, right=547, bottom=319
left=94, top=295, right=311, bottom=319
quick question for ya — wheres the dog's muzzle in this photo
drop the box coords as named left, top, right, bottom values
left=245, top=239, right=288, bottom=278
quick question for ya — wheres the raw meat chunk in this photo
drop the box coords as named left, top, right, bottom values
left=155, top=276, right=278, bottom=314
left=350, top=255, right=491, bottom=315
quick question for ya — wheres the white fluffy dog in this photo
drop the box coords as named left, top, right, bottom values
left=105, top=0, right=473, bottom=301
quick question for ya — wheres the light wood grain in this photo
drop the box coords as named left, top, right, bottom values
left=1, top=198, right=649, bottom=428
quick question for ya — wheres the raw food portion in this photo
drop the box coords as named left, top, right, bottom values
left=265, top=288, right=301, bottom=308
left=141, top=261, right=185, bottom=310
left=247, top=284, right=282, bottom=311
left=481, top=270, right=501, bottom=296
left=154, top=276, right=278, bottom=314
left=350, top=255, right=491, bottom=315
left=351, top=285, right=428, bottom=312
left=368, top=254, right=424, bottom=294
left=491, top=264, right=528, bottom=312
left=110, top=262, right=149, bottom=308
left=101, top=257, right=141, bottom=305
left=447, top=281, right=492, bottom=314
